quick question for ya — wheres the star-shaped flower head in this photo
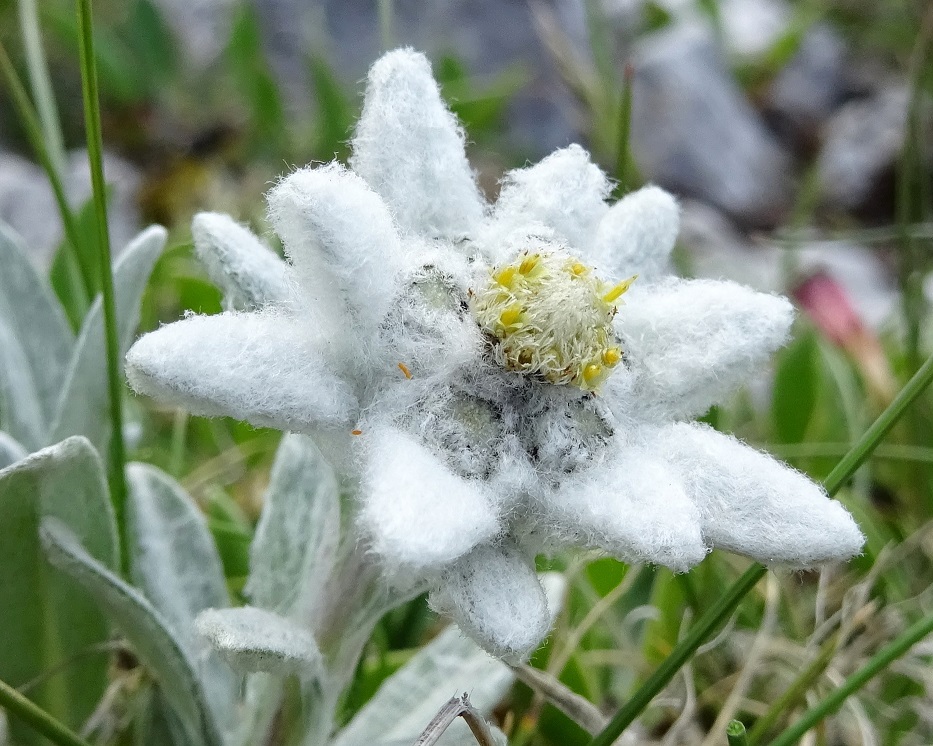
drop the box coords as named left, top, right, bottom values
left=127, top=49, right=864, bottom=662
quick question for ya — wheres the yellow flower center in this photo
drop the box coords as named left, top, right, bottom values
left=471, top=250, right=635, bottom=390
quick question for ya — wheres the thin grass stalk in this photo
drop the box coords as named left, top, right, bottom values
left=769, top=611, right=933, bottom=746
left=745, top=633, right=838, bottom=743
left=895, top=5, right=933, bottom=374
left=74, top=0, right=128, bottom=570
left=17, top=0, right=66, bottom=174
left=588, top=350, right=933, bottom=746
left=377, top=0, right=394, bottom=51
left=611, top=63, right=634, bottom=200
left=0, top=678, right=94, bottom=746
left=0, top=39, right=95, bottom=300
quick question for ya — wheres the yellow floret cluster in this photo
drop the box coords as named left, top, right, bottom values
left=471, top=250, right=635, bottom=390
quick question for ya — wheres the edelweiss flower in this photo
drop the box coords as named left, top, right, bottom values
left=127, top=49, right=864, bottom=661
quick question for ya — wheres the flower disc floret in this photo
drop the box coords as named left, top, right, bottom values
left=471, top=250, right=633, bottom=390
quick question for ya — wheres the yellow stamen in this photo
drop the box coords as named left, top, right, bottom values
left=583, top=363, right=602, bottom=384
left=518, top=254, right=540, bottom=275
left=397, top=362, right=413, bottom=379
left=602, top=275, right=637, bottom=304
left=570, top=262, right=587, bottom=276
left=602, top=348, right=622, bottom=366
left=495, top=266, right=517, bottom=288
left=499, top=305, right=523, bottom=326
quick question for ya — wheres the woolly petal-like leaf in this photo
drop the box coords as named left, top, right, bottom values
left=196, top=607, right=322, bottom=677
left=51, top=226, right=167, bottom=449
left=126, top=463, right=235, bottom=724
left=0, top=222, right=73, bottom=433
left=654, top=422, right=865, bottom=566
left=617, top=278, right=794, bottom=420
left=126, top=311, right=357, bottom=431
left=0, top=437, right=116, bottom=742
left=491, top=144, right=610, bottom=252
left=41, top=519, right=224, bottom=746
left=267, top=163, right=403, bottom=335
left=0, top=431, right=26, bottom=469
left=360, top=425, right=501, bottom=583
left=589, top=185, right=680, bottom=279
left=246, top=434, right=340, bottom=620
left=350, top=48, right=485, bottom=239
left=192, top=212, right=292, bottom=309
left=331, top=614, right=515, bottom=746
left=531, top=448, right=707, bottom=572
left=375, top=725, right=508, bottom=746
left=430, top=541, right=550, bottom=663
left=0, top=321, right=44, bottom=450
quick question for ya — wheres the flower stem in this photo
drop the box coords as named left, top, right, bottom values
left=74, top=0, right=128, bottom=570
left=0, top=677, right=94, bottom=746
left=768, top=611, right=933, bottom=746
left=588, top=350, right=933, bottom=746
left=0, top=39, right=94, bottom=301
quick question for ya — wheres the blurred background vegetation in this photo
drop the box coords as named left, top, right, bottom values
left=1, top=0, right=932, bottom=743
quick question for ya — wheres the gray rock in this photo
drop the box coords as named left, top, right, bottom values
left=254, top=0, right=584, bottom=154
left=767, top=24, right=851, bottom=142
left=630, top=23, right=794, bottom=227
left=817, top=85, right=912, bottom=212
left=0, top=150, right=141, bottom=269
left=680, top=199, right=898, bottom=329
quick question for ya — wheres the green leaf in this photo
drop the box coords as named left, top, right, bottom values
left=0, top=321, right=45, bottom=450
left=246, top=434, right=340, bottom=618
left=0, top=437, right=117, bottom=743
left=40, top=519, right=224, bottom=746
left=0, top=222, right=74, bottom=443
left=50, top=225, right=167, bottom=450
left=331, top=622, right=515, bottom=746
left=226, top=5, right=285, bottom=150
left=196, top=606, right=322, bottom=677
left=125, top=463, right=235, bottom=724
left=309, top=56, right=355, bottom=160
left=772, top=329, right=820, bottom=444
left=0, top=431, right=27, bottom=469
left=48, top=194, right=106, bottom=330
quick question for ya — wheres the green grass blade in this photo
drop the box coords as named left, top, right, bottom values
left=0, top=678, right=93, bottom=746
left=769, top=612, right=933, bottom=746
left=17, top=0, right=66, bottom=175
left=0, top=40, right=95, bottom=301
left=74, top=0, right=128, bottom=571
left=588, top=350, right=933, bottom=746
left=726, top=720, right=749, bottom=746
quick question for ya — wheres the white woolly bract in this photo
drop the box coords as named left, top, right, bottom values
left=653, top=423, right=866, bottom=567
left=124, top=47, right=866, bottom=664
left=359, top=425, right=502, bottom=585
left=429, top=541, right=550, bottom=663
left=589, top=185, right=680, bottom=280
left=192, top=212, right=292, bottom=309
left=126, top=311, right=357, bottom=431
left=616, top=278, right=794, bottom=421
left=350, top=48, right=485, bottom=239
left=196, top=606, right=322, bottom=677
left=489, top=144, right=610, bottom=256
left=267, top=163, right=404, bottom=339
left=525, top=447, right=707, bottom=572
